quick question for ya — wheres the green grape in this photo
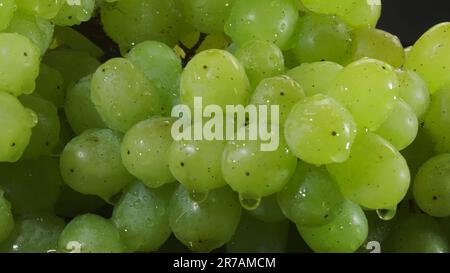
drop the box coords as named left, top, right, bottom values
left=51, top=0, right=95, bottom=26
left=176, top=0, right=235, bottom=34
left=168, top=138, right=226, bottom=194
left=413, top=154, right=450, bottom=217
left=126, top=41, right=182, bottom=111
left=224, top=0, right=299, bottom=50
left=285, top=94, right=357, bottom=165
left=401, top=128, right=435, bottom=177
left=0, top=212, right=65, bottom=253
left=287, top=61, right=343, bottom=96
left=234, top=40, right=285, bottom=88
left=100, top=0, right=182, bottom=51
left=0, top=92, right=37, bottom=162
left=4, top=11, right=54, bottom=55
left=121, top=117, right=175, bottom=189
left=65, top=74, right=106, bottom=135
left=15, top=0, right=63, bottom=20
left=247, top=194, right=286, bottom=223
left=54, top=26, right=104, bottom=58
left=0, top=33, right=41, bottom=96
left=297, top=199, right=368, bottom=253
left=0, top=0, right=15, bottom=31
left=349, top=28, right=404, bottom=68
left=327, top=132, right=410, bottom=209
left=169, top=185, right=241, bottom=253
left=301, top=0, right=381, bottom=28
left=111, top=181, right=172, bottom=253
left=328, top=58, right=399, bottom=131
left=58, top=214, right=123, bottom=253
left=180, top=49, right=250, bottom=110
left=227, top=214, right=289, bottom=253
left=384, top=213, right=448, bottom=253
left=55, top=185, right=107, bottom=218
left=91, top=58, right=162, bottom=133
left=0, top=188, right=14, bottom=243
left=19, top=94, right=60, bottom=159
left=278, top=161, right=344, bottom=226
left=34, top=64, right=65, bottom=108
left=250, top=76, right=305, bottom=125
left=60, top=129, right=134, bottom=201
left=397, top=70, right=430, bottom=119
left=405, top=23, right=450, bottom=93
left=0, top=156, right=62, bottom=215
left=292, top=14, right=352, bottom=64
left=423, top=86, right=450, bottom=153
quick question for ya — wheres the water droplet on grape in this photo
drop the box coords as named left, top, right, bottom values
left=376, top=207, right=397, bottom=221
left=239, top=193, right=261, bottom=210
left=189, top=189, right=208, bottom=203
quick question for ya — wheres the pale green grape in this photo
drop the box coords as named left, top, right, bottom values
left=60, top=129, right=134, bottom=201
left=405, top=23, right=450, bottom=93
left=397, top=69, right=430, bottom=119
left=284, top=94, right=357, bottom=165
left=169, top=185, right=241, bottom=253
left=121, top=117, right=175, bottom=189
left=34, top=64, right=65, bottom=108
left=0, top=0, right=15, bottom=31
left=0, top=188, right=14, bottom=243
left=227, top=214, right=289, bottom=253
left=247, top=194, right=286, bottom=223
left=234, top=40, right=284, bottom=88
left=401, top=128, right=435, bottom=177
left=297, top=199, right=368, bottom=253
left=55, top=185, right=107, bottom=218
left=180, top=49, right=250, bottom=110
left=287, top=61, right=343, bottom=96
left=292, top=14, right=352, bottom=64
left=375, top=99, right=418, bottom=151
left=65, top=74, right=106, bottom=135
left=53, top=26, right=104, bottom=58
left=111, top=181, right=172, bottom=253
left=423, top=86, right=450, bottom=153
left=0, top=92, right=37, bottom=162
left=328, top=58, right=399, bottom=131
left=250, top=76, right=305, bottom=125
left=58, top=214, right=123, bottom=253
left=224, top=0, right=299, bottom=50
left=278, top=161, right=344, bottom=226
left=19, top=94, right=60, bottom=159
left=16, top=0, right=63, bottom=20
left=327, top=132, right=410, bottom=209
left=0, top=33, right=41, bottom=96
left=52, top=0, right=95, bottom=26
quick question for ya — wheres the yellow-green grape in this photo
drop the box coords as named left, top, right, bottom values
left=60, top=129, right=134, bottom=201
left=397, top=70, right=430, bottom=119
left=224, top=0, right=299, bottom=50
left=284, top=94, right=357, bottom=165
left=384, top=214, right=449, bottom=253
left=91, top=58, right=162, bottom=133
left=100, top=0, right=182, bottom=51
left=4, top=12, right=54, bottom=55
left=19, top=94, right=60, bottom=160
left=413, top=154, right=450, bottom=217
left=250, top=76, right=305, bottom=125
left=234, top=40, right=285, bottom=89
left=423, top=86, right=450, bottom=153
left=121, top=117, right=175, bottom=189
left=0, top=92, right=36, bottom=162
left=168, top=138, right=226, bottom=194
left=401, top=128, right=435, bottom=177
left=375, top=99, right=418, bottom=151
left=126, top=41, right=182, bottom=111
left=327, top=132, right=410, bottom=209
left=278, top=161, right=344, bottom=226
left=0, top=157, right=62, bottom=215
left=58, top=214, right=123, bottom=253
left=15, top=0, right=63, bottom=20
left=405, top=23, right=450, bottom=93
left=53, top=26, right=104, bottom=58
left=301, top=0, right=381, bottom=28
left=55, top=185, right=106, bottom=218
left=287, top=61, right=343, bottom=96
left=65, top=74, right=106, bottom=135
left=34, top=64, right=65, bottom=108
left=297, top=199, right=368, bottom=253
left=180, top=49, right=250, bottom=110
left=247, top=194, right=286, bottom=223
left=169, top=185, right=241, bottom=253
left=349, top=28, right=404, bottom=68
left=0, top=188, right=14, bottom=243
left=0, top=33, right=40, bottom=96
left=292, top=14, right=352, bottom=64
left=227, top=214, right=289, bottom=253
left=328, top=58, right=399, bottom=131
left=0, top=212, right=65, bottom=253
left=52, top=0, right=95, bottom=26
left=112, top=182, right=172, bottom=253
left=0, top=0, right=15, bottom=31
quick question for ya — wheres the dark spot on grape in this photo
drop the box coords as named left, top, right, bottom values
left=433, top=196, right=438, bottom=200
left=23, top=52, right=28, bottom=57
left=45, top=141, right=50, bottom=146
left=180, top=162, right=185, bottom=167
left=68, top=16, right=73, bottom=20
left=320, top=59, right=325, bottom=62
left=382, top=66, right=386, bottom=70
left=102, top=69, right=106, bottom=72
left=70, top=168, right=74, bottom=173
left=203, top=65, right=208, bottom=69
left=127, top=150, right=130, bottom=155
left=331, top=131, right=337, bottom=136
left=324, top=214, right=329, bottom=219
left=420, top=122, right=425, bottom=128
left=245, top=171, right=250, bottom=176
left=11, top=142, right=15, bottom=147
left=280, top=92, right=285, bottom=96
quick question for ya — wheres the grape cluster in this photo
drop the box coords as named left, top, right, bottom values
left=0, top=0, right=449, bottom=253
